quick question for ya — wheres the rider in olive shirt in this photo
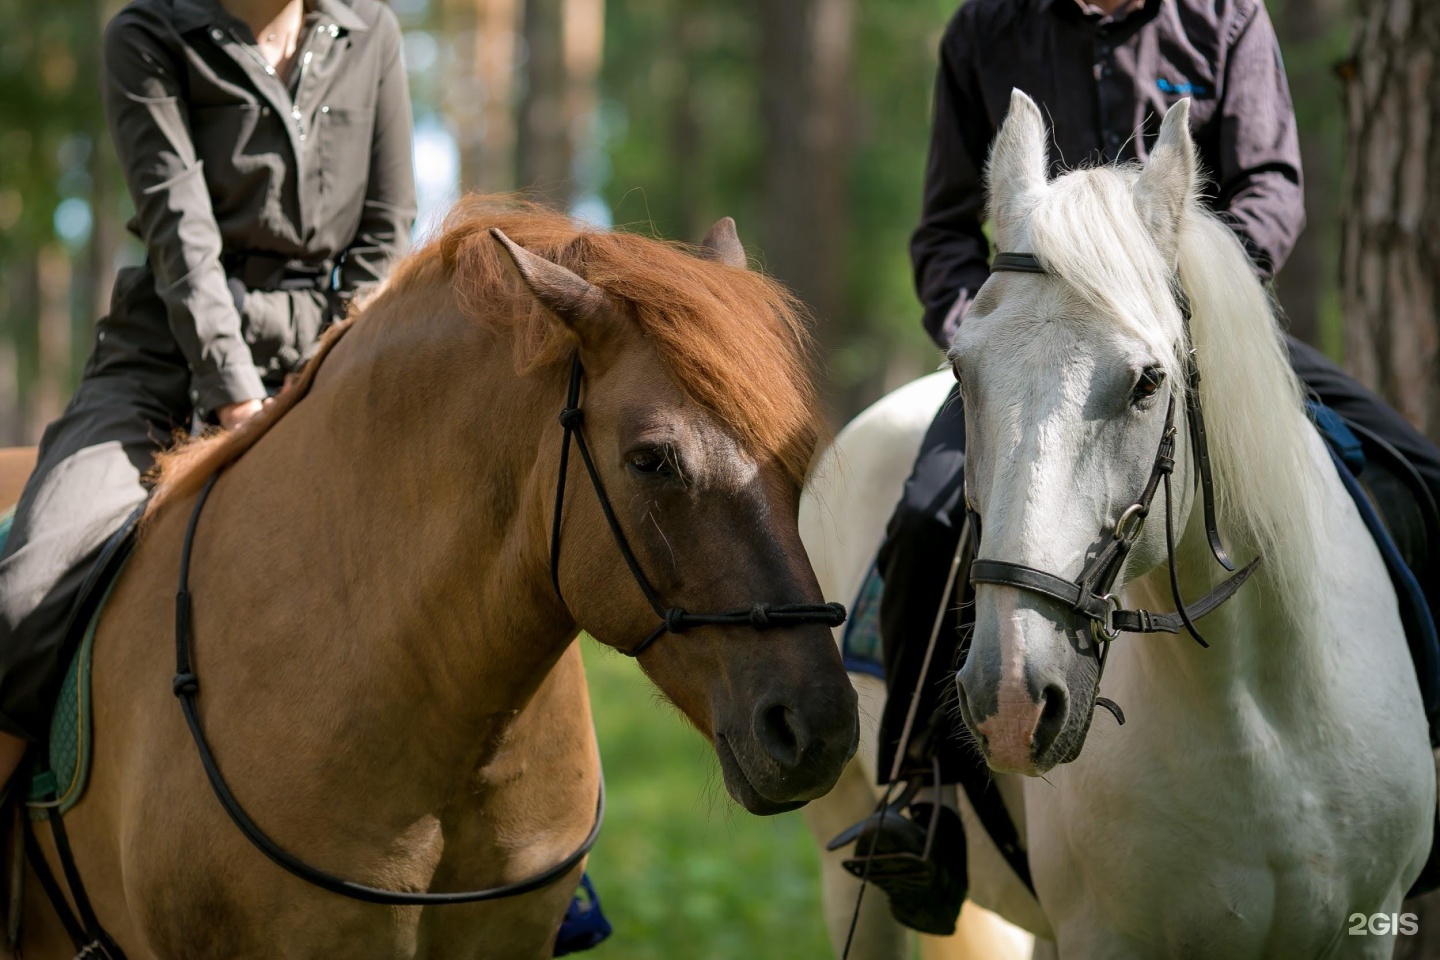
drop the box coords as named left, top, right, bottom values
left=0, top=0, right=415, bottom=787
left=841, top=0, right=1440, bottom=936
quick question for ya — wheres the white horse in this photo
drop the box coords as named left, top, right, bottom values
left=803, top=90, right=1435, bottom=959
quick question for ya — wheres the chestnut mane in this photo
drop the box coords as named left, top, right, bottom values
left=147, top=196, right=824, bottom=516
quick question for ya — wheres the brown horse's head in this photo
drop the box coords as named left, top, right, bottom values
left=473, top=212, right=857, bottom=815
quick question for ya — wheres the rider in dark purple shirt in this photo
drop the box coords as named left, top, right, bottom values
left=838, top=0, right=1440, bottom=937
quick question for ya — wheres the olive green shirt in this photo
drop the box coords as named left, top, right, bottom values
left=101, top=0, right=416, bottom=414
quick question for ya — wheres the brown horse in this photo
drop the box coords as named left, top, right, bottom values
left=9, top=199, right=858, bottom=958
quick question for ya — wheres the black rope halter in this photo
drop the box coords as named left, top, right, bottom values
left=549, top=350, right=847, bottom=657
left=163, top=348, right=845, bottom=907
left=967, top=251, right=1260, bottom=670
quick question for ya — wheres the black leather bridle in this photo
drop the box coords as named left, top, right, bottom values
left=966, top=251, right=1261, bottom=667
left=158, top=348, right=845, bottom=907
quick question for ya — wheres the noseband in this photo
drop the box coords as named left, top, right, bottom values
left=967, top=252, right=1260, bottom=665
left=549, top=350, right=847, bottom=656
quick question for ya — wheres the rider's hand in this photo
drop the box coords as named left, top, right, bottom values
left=217, top=399, right=264, bottom=430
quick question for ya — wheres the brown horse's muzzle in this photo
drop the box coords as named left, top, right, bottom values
left=710, top=626, right=859, bottom=815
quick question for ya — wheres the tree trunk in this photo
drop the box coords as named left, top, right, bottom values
left=1272, top=0, right=1346, bottom=350
left=1339, top=0, right=1440, bottom=441
left=758, top=0, right=854, bottom=407
left=444, top=0, right=523, bottom=192
left=517, top=0, right=569, bottom=204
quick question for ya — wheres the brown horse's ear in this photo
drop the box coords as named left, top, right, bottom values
left=489, top=228, right=617, bottom=344
left=700, top=217, right=747, bottom=270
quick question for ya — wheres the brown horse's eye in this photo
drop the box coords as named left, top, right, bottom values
left=1132, top=366, right=1166, bottom=404
left=628, top=448, right=673, bottom=478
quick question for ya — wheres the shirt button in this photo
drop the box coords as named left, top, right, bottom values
left=264, top=65, right=275, bottom=76
left=97, top=331, right=105, bottom=342
left=261, top=106, right=270, bottom=117
left=320, top=105, right=330, bottom=114
left=328, top=23, right=339, bottom=37
left=190, top=389, right=200, bottom=403
left=1108, top=132, right=1121, bottom=146
left=1102, top=65, right=1113, bottom=78
left=210, top=28, right=223, bottom=41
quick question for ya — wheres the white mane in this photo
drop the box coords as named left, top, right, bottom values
left=1023, top=165, right=1327, bottom=629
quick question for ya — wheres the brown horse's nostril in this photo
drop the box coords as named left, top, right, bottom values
left=754, top=700, right=807, bottom=768
left=1031, top=682, right=1069, bottom=758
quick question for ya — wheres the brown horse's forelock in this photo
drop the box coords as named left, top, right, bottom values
left=405, top=195, right=825, bottom=484
left=145, top=196, right=825, bottom=520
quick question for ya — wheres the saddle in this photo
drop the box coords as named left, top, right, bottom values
left=841, top=401, right=1440, bottom=900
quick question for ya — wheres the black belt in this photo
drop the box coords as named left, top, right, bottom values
left=222, top=252, right=339, bottom=293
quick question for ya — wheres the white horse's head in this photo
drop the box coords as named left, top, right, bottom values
left=950, top=90, right=1317, bottom=775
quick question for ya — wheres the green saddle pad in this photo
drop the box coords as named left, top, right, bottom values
left=0, top=507, right=115, bottom=818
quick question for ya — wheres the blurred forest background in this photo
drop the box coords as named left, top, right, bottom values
left=5, top=0, right=1418, bottom=444
left=3, top=0, right=1440, bottom=956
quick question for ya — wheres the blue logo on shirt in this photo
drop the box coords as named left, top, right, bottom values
left=1157, top=77, right=1210, bottom=96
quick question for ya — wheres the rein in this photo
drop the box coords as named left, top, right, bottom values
left=967, top=251, right=1261, bottom=667
left=549, top=350, right=847, bottom=657
left=172, top=468, right=605, bottom=905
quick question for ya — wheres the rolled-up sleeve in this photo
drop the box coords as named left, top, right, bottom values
left=910, top=16, right=994, bottom=351
left=1213, top=1, right=1304, bottom=279
left=337, top=5, right=416, bottom=299
left=101, top=11, right=265, bottom=413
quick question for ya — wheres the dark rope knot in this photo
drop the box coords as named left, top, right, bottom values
left=558, top=407, right=584, bottom=430
left=172, top=672, right=199, bottom=697
left=663, top=608, right=688, bottom=633
left=748, top=603, right=773, bottom=629
left=824, top=601, right=847, bottom=625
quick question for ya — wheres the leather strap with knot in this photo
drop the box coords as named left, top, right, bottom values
left=548, top=351, right=848, bottom=657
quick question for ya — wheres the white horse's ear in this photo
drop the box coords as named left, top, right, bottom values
left=987, top=89, right=1050, bottom=230
left=700, top=217, right=747, bottom=270
left=1133, top=98, right=1196, bottom=262
left=490, top=228, right=618, bottom=346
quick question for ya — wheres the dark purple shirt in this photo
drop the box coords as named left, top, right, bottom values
left=912, top=0, right=1304, bottom=349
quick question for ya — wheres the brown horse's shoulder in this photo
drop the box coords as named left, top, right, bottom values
left=0, top=448, right=36, bottom=512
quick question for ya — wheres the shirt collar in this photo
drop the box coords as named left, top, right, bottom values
left=170, top=0, right=368, bottom=35
left=1044, top=0, right=1160, bottom=24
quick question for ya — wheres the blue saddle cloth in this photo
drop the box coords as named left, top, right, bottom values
left=1309, top=402, right=1440, bottom=740
left=555, top=873, right=612, bottom=956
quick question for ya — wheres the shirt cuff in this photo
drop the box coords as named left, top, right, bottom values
left=929, top=289, right=974, bottom=352
left=191, top=362, right=266, bottom=417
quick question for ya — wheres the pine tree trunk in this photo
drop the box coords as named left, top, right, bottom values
left=1340, top=0, right=1440, bottom=442
left=445, top=0, right=522, bottom=192
left=758, top=0, right=854, bottom=404
left=517, top=0, right=569, bottom=203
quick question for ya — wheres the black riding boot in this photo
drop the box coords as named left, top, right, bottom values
left=828, top=385, right=973, bottom=935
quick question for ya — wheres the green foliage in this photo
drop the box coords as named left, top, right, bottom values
left=599, top=0, right=960, bottom=404
left=581, top=638, right=833, bottom=959
left=0, top=0, right=107, bottom=257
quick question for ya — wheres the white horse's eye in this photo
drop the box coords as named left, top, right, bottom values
left=1132, top=366, right=1166, bottom=404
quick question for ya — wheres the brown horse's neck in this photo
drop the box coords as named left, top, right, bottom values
left=210, top=289, right=581, bottom=798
